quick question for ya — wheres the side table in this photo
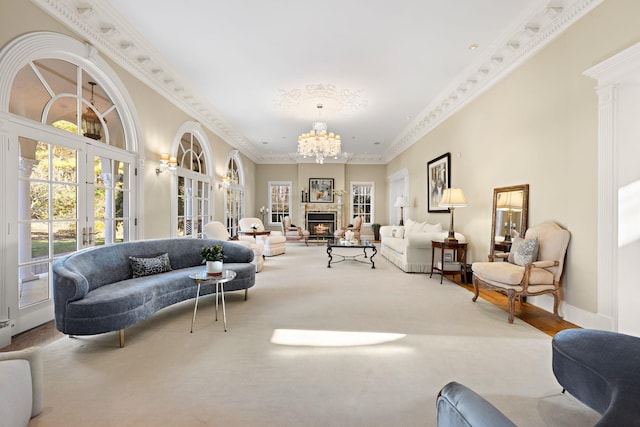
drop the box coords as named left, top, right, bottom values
left=430, top=240, right=468, bottom=284
left=189, top=269, right=236, bottom=332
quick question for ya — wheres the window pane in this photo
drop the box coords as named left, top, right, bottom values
left=53, top=221, right=77, bottom=257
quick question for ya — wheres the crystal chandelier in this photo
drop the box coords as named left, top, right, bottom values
left=297, top=104, right=341, bottom=164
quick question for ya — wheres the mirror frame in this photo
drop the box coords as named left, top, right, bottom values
left=490, top=184, right=529, bottom=254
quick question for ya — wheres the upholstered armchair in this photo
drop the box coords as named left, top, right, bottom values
left=203, top=221, right=264, bottom=272
left=471, top=221, right=570, bottom=323
left=0, top=347, right=43, bottom=427
left=238, top=217, right=287, bottom=256
left=334, top=216, right=363, bottom=239
left=281, top=216, right=309, bottom=245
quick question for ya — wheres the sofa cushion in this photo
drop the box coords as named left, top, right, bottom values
left=129, top=253, right=172, bottom=278
left=422, top=222, right=443, bottom=232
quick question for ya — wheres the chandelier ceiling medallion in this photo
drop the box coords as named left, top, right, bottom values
left=297, top=104, right=341, bottom=164
left=275, top=83, right=367, bottom=119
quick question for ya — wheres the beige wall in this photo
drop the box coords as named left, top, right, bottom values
left=386, top=0, right=640, bottom=315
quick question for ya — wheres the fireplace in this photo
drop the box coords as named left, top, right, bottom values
left=307, top=212, right=336, bottom=239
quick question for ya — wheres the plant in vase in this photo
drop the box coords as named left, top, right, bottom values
left=371, top=223, right=381, bottom=241
left=201, top=244, right=224, bottom=275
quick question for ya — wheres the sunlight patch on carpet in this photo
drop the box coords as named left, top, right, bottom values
left=271, top=328, right=406, bottom=347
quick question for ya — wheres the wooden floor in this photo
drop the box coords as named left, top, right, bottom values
left=1, top=275, right=579, bottom=353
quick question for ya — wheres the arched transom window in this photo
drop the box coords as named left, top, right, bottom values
left=10, top=58, right=126, bottom=148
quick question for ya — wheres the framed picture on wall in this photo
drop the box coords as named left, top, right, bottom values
left=309, top=178, right=334, bottom=203
left=427, top=153, right=451, bottom=212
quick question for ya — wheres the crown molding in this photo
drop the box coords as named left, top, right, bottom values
left=382, top=0, right=604, bottom=163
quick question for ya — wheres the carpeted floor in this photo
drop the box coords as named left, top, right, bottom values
left=31, top=244, right=599, bottom=426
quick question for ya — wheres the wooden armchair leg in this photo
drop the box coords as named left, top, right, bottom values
left=471, top=277, right=480, bottom=302
left=507, top=290, right=516, bottom=323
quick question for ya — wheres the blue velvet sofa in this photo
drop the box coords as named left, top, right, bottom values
left=437, top=329, right=640, bottom=426
left=52, top=238, right=255, bottom=347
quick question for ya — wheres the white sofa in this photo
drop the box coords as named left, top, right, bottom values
left=380, top=219, right=465, bottom=273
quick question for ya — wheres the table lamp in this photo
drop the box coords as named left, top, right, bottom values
left=438, top=188, right=467, bottom=243
left=394, top=196, right=409, bottom=226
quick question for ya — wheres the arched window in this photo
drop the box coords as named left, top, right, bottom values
left=173, top=124, right=212, bottom=238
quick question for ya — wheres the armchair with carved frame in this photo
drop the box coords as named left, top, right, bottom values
left=281, top=216, right=309, bottom=245
left=334, top=216, right=363, bottom=240
left=471, top=221, right=570, bottom=323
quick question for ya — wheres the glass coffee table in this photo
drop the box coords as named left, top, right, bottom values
left=189, top=269, right=236, bottom=332
left=326, top=238, right=377, bottom=269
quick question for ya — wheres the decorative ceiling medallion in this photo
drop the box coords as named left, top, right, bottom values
left=275, top=83, right=367, bottom=119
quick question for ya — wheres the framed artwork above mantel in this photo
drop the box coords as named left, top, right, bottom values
left=427, top=153, right=451, bottom=213
left=309, top=178, right=334, bottom=203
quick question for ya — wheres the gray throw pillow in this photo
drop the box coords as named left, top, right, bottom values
left=508, top=237, right=539, bottom=266
left=129, top=253, right=172, bottom=278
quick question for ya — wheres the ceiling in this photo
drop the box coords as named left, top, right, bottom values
left=39, top=0, right=592, bottom=163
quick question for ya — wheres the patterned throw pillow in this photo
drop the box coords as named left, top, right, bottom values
left=129, top=253, right=172, bottom=278
left=508, top=237, right=539, bottom=266
left=391, top=226, right=405, bottom=239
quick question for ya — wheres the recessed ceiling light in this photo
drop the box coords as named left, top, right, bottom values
left=468, top=44, right=479, bottom=51
left=262, top=141, right=268, bottom=144
left=374, top=141, right=381, bottom=145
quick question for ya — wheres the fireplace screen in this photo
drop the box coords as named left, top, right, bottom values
left=307, top=212, right=336, bottom=239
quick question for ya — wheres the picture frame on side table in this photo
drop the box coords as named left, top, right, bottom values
left=309, top=178, right=334, bottom=203
left=427, top=153, right=451, bottom=213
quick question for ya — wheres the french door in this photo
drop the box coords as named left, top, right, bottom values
left=10, top=127, right=135, bottom=334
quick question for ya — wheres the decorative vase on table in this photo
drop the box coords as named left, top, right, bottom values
left=202, top=244, right=224, bottom=276
left=206, top=260, right=223, bottom=276
left=345, top=230, right=354, bottom=242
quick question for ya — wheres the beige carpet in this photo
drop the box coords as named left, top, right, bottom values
left=31, top=244, right=599, bottom=426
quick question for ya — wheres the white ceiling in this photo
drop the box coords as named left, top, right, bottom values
left=41, top=0, right=594, bottom=163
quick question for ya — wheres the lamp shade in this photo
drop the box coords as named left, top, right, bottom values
left=394, top=196, right=409, bottom=207
left=438, top=188, right=468, bottom=208
left=496, top=190, right=523, bottom=211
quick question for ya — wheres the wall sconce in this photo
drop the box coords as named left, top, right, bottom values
left=156, top=153, right=177, bottom=175
left=217, top=176, right=231, bottom=189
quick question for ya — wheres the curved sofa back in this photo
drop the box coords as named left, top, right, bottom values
left=54, top=238, right=253, bottom=293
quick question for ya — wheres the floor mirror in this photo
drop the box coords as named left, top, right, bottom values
left=490, top=184, right=529, bottom=255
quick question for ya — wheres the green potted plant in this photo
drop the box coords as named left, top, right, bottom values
left=201, top=244, right=224, bottom=275
left=371, top=223, right=381, bottom=241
